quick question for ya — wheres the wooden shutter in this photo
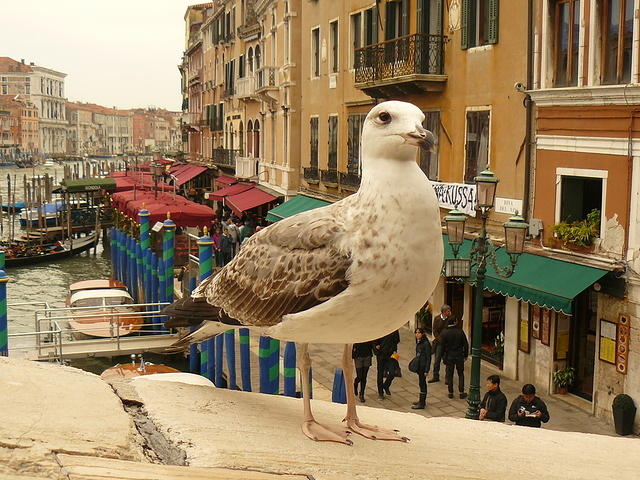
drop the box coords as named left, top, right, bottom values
left=488, top=0, right=499, bottom=45
left=461, top=0, right=470, bottom=50
left=385, top=2, right=396, bottom=40
left=417, top=0, right=424, bottom=34
left=401, top=0, right=409, bottom=36
left=372, top=5, right=378, bottom=44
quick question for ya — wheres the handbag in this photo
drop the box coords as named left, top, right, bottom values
left=408, top=355, right=420, bottom=373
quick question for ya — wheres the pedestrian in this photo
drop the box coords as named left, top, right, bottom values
left=240, top=220, right=253, bottom=244
left=479, top=374, right=508, bottom=421
left=211, top=227, right=223, bottom=267
left=508, top=384, right=550, bottom=428
left=373, top=329, right=400, bottom=400
left=428, top=304, right=459, bottom=383
left=352, top=341, right=373, bottom=403
left=440, top=316, right=469, bottom=399
left=220, top=227, right=234, bottom=266
left=410, top=327, right=432, bottom=410
left=226, top=218, right=241, bottom=256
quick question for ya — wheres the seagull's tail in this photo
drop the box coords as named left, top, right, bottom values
left=170, top=321, right=230, bottom=349
left=162, top=296, right=222, bottom=328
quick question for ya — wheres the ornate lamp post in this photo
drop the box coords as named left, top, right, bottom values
left=151, top=163, right=163, bottom=199
left=444, top=169, right=528, bottom=419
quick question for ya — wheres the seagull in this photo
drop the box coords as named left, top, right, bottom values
left=163, top=100, right=444, bottom=445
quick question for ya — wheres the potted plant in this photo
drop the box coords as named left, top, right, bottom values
left=552, top=367, right=575, bottom=394
left=612, top=393, right=637, bottom=436
left=550, top=209, right=600, bottom=252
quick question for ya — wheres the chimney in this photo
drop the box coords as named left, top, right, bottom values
left=21, top=59, right=25, bottom=64
left=30, top=62, right=34, bottom=66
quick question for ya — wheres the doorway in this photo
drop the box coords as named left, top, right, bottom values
left=568, top=290, right=597, bottom=400
left=445, top=281, right=465, bottom=327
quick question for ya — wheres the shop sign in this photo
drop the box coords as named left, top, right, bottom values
left=431, top=181, right=477, bottom=217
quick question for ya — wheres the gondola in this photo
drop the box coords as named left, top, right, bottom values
left=4, top=233, right=97, bottom=268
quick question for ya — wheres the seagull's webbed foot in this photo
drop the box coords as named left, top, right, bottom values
left=345, top=418, right=409, bottom=442
left=302, top=420, right=353, bottom=445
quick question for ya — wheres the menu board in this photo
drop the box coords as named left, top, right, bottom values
left=519, top=302, right=530, bottom=353
left=541, top=309, right=551, bottom=346
left=599, top=319, right=617, bottom=364
left=531, top=305, right=540, bottom=339
left=555, top=313, right=570, bottom=360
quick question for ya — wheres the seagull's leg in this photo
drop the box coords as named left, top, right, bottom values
left=342, top=344, right=409, bottom=442
left=299, top=343, right=352, bottom=445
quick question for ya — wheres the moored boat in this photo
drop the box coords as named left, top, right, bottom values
left=4, top=233, right=97, bottom=268
left=66, top=283, right=142, bottom=338
left=100, top=354, right=180, bottom=381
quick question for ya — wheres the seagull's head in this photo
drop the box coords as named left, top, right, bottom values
left=362, top=101, right=436, bottom=161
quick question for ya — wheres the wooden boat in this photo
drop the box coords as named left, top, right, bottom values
left=4, top=233, right=97, bottom=268
left=66, top=286, right=142, bottom=338
left=100, top=354, right=180, bottom=381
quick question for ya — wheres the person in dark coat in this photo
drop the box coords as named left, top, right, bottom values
left=352, top=341, right=373, bottom=403
left=440, top=316, right=469, bottom=399
left=429, top=304, right=459, bottom=383
left=220, top=228, right=234, bottom=266
left=508, top=384, right=550, bottom=428
left=479, top=374, right=508, bottom=421
left=373, top=329, right=400, bottom=400
left=411, top=327, right=432, bottom=410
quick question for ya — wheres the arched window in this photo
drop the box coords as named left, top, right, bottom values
left=253, top=119, right=260, bottom=158
left=239, top=121, right=244, bottom=154
left=247, top=47, right=254, bottom=73
left=247, top=120, right=254, bottom=156
left=255, top=45, right=262, bottom=70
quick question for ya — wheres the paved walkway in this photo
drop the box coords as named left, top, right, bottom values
left=307, top=326, right=619, bottom=437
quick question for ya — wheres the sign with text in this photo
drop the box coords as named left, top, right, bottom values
left=431, top=181, right=477, bottom=217
left=495, top=197, right=523, bottom=215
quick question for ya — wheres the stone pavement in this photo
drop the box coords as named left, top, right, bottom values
left=307, top=326, right=620, bottom=437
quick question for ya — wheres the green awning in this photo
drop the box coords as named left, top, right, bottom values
left=443, top=237, right=609, bottom=314
left=266, top=195, right=331, bottom=222
left=59, top=178, right=117, bottom=193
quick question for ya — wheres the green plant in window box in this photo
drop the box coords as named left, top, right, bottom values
left=551, top=209, right=601, bottom=247
left=552, top=367, right=575, bottom=394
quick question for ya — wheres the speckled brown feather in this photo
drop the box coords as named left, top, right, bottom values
left=187, top=204, right=352, bottom=327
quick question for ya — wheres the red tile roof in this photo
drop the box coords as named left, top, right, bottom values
left=0, top=57, right=33, bottom=73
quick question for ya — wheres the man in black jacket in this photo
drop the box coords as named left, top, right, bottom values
left=508, top=384, right=550, bottom=427
left=428, top=304, right=459, bottom=383
left=440, top=317, right=469, bottom=399
left=479, top=375, right=508, bottom=422
left=373, top=329, right=400, bottom=400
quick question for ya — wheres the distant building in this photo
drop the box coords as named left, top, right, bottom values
left=0, top=95, right=39, bottom=155
left=130, top=108, right=182, bottom=153
left=66, top=102, right=132, bottom=155
left=0, top=57, right=67, bottom=156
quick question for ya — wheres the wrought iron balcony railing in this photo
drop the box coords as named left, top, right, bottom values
left=320, top=169, right=338, bottom=186
left=223, top=87, right=235, bottom=98
left=339, top=171, right=361, bottom=189
left=354, top=33, right=446, bottom=84
left=212, top=148, right=242, bottom=168
left=257, top=67, right=277, bottom=90
left=303, top=166, right=319, bottom=182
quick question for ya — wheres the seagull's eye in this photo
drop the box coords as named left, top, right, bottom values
left=378, top=112, right=391, bottom=124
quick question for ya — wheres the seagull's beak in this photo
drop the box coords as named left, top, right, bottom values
left=401, top=124, right=436, bottom=152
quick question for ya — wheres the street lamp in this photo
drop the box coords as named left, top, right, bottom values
left=151, top=162, right=163, bottom=199
left=443, top=169, right=529, bottom=420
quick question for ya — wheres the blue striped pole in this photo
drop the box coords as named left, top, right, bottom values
left=138, top=209, right=150, bottom=303
left=129, top=235, right=137, bottom=299
left=145, top=249, right=153, bottom=315
left=116, top=229, right=124, bottom=283
left=198, top=230, right=214, bottom=379
left=224, top=331, right=237, bottom=389
left=151, top=253, right=160, bottom=331
left=110, top=228, right=117, bottom=278
left=0, top=269, right=8, bottom=356
left=215, top=334, right=224, bottom=386
left=331, top=369, right=347, bottom=404
left=135, top=242, right=143, bottom=303
left=259, top=336, right=280, bottom=394
left=283, top=342, right=297, bottom=397
left=239, top=328, right=251, bottom=391
left=162, top=215, right=176, bottom=307
left=188, top=276, right=199, bottom=374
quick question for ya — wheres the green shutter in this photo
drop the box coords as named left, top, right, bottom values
left=461, top=0, right=469, bottom=50
left=488, top=0, right=499, bottom=45
left=372, top=5, right=378, bottom=44
left=385, top=2, right=396, bottom=40
left=417, top=0, right=424, bottom=34
left=401, top=0, right=409, bottom=36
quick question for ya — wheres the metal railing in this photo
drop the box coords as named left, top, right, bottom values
left=339, top=171, right=361, bottom=189
left=212, top=148, right=242, bottom=167
left=303, top=166, right=319, bottom=182
left=256, top=67, right=277, bottom=90
left=320, top=169, right=338, bottom=185
left=354, top=33, right=446, bottom=84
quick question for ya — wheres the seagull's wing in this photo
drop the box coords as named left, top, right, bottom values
left=165, top=204, right=351, bottom=329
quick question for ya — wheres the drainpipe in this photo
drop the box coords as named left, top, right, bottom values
left=522, top=0, right=534, bottom=222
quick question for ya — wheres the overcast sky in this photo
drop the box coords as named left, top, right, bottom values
left=1, top=0, right=198, bottom=111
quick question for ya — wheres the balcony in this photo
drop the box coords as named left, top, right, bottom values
left=223, top=86, right=235, bottom=98
left=320, top=169, right=338, bottom=187
left=339, top=171, right=361, bottom=190
left=303, top=166, right=319, bottom=184
left=256, top=67, right=278, bottom=91
left=236, top=156, right=259, bottom=179
left=354, top=33, right=447, bottom=98
left=235, top=74, right=256, bottom=99
left=212, top=148, right=242, bottom=168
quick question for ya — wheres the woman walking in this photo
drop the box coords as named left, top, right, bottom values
left=352, top=341, right=373, bottom=403
left=411, top=328, right=432, bottom=409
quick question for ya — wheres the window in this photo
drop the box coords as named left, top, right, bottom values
left=553, top=0, right=580, bottom=87
left=364, top=6, right=378, bottom=45
left=328, top=115, right=338, bottom=170
left=312, top=27, right=320, bottom=76
left=330, top=20, right=339, bottom=73
left=601, top=0, right=633, bottom=85
left=1, top=85, right=6, bottom=95
left=464, top=110, right=490, bottom=183
left=238, top=54, right=245, bottom=78
left=461, top=0, right=499, bottom=49
left=559, top=176, right=602, bottom=224
left=248, top=47, right=254, bottom=73
left=385, top=0, right=408, bottom=40
left=351, top=12, right=362, bottom=68
left=347, top=114, right=366, bottom=174
left=419, top=111, right=440, bottom=180
left=310, top=117, right=319, bottom=168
